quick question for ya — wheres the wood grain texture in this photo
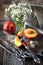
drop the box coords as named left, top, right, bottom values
left=20, top=0, right=43, bottom=5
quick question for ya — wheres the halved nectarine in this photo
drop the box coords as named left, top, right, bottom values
left=17, top=29, right=24, bottom=37
left=14, top=36, right=22, bottom=47
left=24, top=28, right=38, bottom=39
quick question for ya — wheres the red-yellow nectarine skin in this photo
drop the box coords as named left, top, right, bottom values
left=3, top=20, right=16, bottom=34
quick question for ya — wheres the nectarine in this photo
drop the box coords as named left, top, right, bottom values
left=24, top=28, right=38, bottom=39
left=14, top=37, right=22, bottom=47
left=17, top=29, right=24, bottom=37
left=3, top=20, right=16, bottom=34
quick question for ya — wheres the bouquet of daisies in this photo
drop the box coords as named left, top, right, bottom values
left=5, top=3, right=32, bottom=31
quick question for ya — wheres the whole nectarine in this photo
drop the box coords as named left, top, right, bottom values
left=3, top=20, right=16, bottom=34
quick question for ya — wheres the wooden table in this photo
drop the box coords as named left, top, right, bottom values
left=0, top=21, right=43, bottom=65
left=0, top=2, right=43, bottom=65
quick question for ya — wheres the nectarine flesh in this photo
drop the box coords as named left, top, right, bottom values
left=24, top=28, right=38, bottom=39
left=14, top=37, right=22, bottom=47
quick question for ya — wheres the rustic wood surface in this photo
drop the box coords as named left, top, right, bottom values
left=0, top=19, right=43, bottom=65
left=0, top=0, right=43, bottom=65
left=19, top=0, right=43, bottom=5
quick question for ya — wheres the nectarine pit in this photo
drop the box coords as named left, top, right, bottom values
left=28, top=30, right=34, bottom=34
